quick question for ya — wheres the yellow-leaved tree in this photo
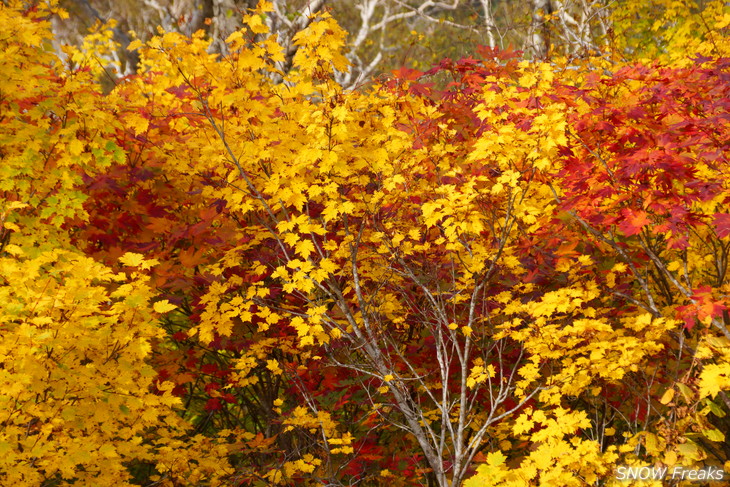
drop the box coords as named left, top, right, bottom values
left=108, top=3, right=696, bottom=485
left=3, top=0, right=730, bottom=486
left=0, top=2, right=235, bottom=485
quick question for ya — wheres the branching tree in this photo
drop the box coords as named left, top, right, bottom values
left=4, top=1, right=730, bottom=485
left=53, top=0, right=614, bottom=88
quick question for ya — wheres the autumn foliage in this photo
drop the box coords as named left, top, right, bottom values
left=2, top=0, right=730, bottom=486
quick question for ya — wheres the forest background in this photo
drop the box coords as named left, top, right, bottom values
left=2, top=0, right=730, bottom=486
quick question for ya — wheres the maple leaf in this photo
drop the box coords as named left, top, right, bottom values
left=13, top=1, right=730, bottom=483
left=391, top=67, right=423, bottom=81
left=153, top=300, right=177, bottom=313
left=617, top=208, right=651, bottom=236
left=179, top=247, right=206, bottom=268
left=119, top=252, right=145, bottom=267
left=699, top=364, right=730, bottom=399
left=713, top=213, right=730, bottom=238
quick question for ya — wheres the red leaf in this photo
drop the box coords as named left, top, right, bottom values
left=713, top=213, right=730, bottom=238
left=172, top=331, right=188, bottom=341
left=204, top=398, right=222, bottom=411
left=618, top=209, right=651, bottom=236
left=201, top=363, right=218, bottom=375
left=391, top=67, right=423, bottom=81
left=221, top=393, right=236, bottom=404
left=179, top=247, right=207, bottom=268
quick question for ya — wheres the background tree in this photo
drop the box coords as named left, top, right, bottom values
left=52, top=0, right=615, bottom=88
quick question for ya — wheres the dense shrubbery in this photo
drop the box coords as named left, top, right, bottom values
left=1, top=1, right=730, bottom=485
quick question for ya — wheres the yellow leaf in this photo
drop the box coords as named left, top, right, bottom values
left=119, top=252, right=158, bottom=269
left=98, top=444, right=118, bottom=458
left=3, top=244, right=23, bottom=256
left=6, top=201, right=28, bottom=211
left=699, top=364, right=730, bottom=399
left=266, top=359, right=283, bottom=375
left=321, top=203, right=339, bottom=222
left=244, top=13, right=269, bottom=34
left=126, top=113, right=149, bottom=136
left=659, top=387, right=675, bottom=405
left=643, top=432, right=660, bottom=454
left=513, top=412, right=534, bottom=435
left=716, top=13, right=730, bottom=29
left=677, top=381, right=693, bottom=402
left=284, top=232, right=299, bottom=246
left=341, top=201, right=355, bottom=214
left=119, top=252, right=145, bottom=267
left=127, top=39, right=144, bottom=51
left=677, top=441, right=701, bottom=461
left=68, top=138, right=84, bottom=156
left=664, top=450, right=678, bottom=466
left=295, top=240, right=315, bottom=259
left=319, top=258, right=339, bottom=275
left=257, top=0, right=274, bottom=13
left=487, top=451, right=506, bottom=467
left=703, top=428, right=725, bottom=442
left=153, top=300, right=177, bottom=313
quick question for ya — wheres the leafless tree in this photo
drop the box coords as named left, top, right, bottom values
left=54, top=0, right=612, bottom=88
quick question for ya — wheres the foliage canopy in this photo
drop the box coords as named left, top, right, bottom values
left=1, top=0, right=730, bottom=486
